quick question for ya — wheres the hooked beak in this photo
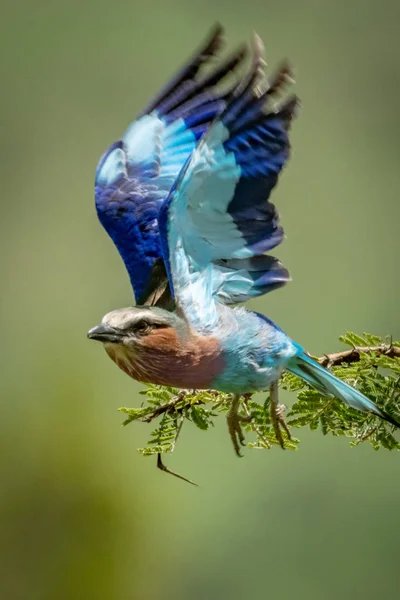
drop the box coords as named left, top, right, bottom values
left=87, top=323, right=124, bottom=344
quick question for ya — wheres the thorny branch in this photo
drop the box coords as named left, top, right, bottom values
left=144, top=389, right=220, bottom=422
left=317, top=344, right=400, bottom=368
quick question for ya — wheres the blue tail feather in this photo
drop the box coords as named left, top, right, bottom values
left=287, top=352, right=400, bottom=427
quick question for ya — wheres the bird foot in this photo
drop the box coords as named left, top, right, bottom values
left=227, top=395, right=253, bottom=457
left=269, top=382, right=291, bottom=449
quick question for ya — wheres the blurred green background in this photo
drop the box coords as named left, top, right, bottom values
left=2, top=0, right=400, bottom=598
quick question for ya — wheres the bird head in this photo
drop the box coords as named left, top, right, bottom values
left=87, top=305, right=224, bottom=389
left=87, top=306, right=186, bottom=350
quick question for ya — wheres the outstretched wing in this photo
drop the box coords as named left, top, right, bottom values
left=94, top=24, right=246, bottom=304
left=159, top=36, right=298, bottom=330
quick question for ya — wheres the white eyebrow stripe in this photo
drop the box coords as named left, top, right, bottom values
left=103, top=308, right=171, bottom=330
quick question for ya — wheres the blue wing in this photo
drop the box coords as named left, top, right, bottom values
left=94, top=24, right=247, bottom=304
left=159, top=35, right=298, bottom=329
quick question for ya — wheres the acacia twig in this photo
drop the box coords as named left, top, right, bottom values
left=144, top=389, right=207, bottom=423
left=317, top=345, right=400, bottom=368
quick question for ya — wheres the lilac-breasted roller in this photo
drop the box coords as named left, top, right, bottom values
left=89, top=28, right=400, bottom=455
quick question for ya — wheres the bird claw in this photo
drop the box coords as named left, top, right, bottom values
left=227, top=388, right=291, bottom=455
left=270, top=382, right=291, bottom=449
left=227, top=395, right=252, bottom=457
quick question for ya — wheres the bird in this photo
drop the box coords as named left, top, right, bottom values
left=89, top=29, right=400, bottom=457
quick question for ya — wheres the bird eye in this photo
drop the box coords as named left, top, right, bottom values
left=135, top=321, right=152, bottom=335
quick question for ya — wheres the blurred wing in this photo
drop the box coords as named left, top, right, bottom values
left=159, top=36, right=298, bottom=330
left=94, top=24, right=247, bottom=303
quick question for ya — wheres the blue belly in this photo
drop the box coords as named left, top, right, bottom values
left=208, top=306, right=301, bottom=395
left=212, top=360, right=286, bottom=394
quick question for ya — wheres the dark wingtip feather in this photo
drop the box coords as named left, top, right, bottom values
left=142, top=24, right=226, bottom=115
left=221, top=34, right=267, bottom=127
left=165, top=43, right=249, bottom=119
left=224, top=51, right=297, bottom=136
left=267, top=60, right=295, bottom=97
left=202, top=22, right=225, bottom=58
left=275, top=94, right=301, bottom=126
left=236, top=32, right=266, bottom=95
left=199, top=43, right=248, bottom=90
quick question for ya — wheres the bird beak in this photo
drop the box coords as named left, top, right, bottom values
left=87, top=323, right=124, bottom=344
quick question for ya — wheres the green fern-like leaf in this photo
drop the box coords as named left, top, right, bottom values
left=138, top=412, right=180, bottom=456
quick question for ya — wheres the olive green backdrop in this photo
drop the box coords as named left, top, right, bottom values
left=1, top=1, right=400, bottom=598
